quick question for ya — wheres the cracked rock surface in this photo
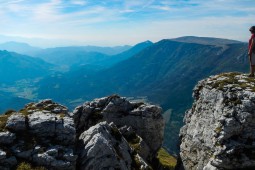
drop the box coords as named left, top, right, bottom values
left=180, top=73, right=255, bottom=170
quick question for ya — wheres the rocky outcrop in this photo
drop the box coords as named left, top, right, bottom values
left=74, top=95, right=164, bottom=156
left=0, top=99, right=77, bottom=170
left=0, top=95, right=165, bottom=170
left=180, top=73, right=255, bottom=170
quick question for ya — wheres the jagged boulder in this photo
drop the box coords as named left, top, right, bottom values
left=180, top=73, right=255, bottom=170
left=78, top=122, right=133, bottom=170
left=73, top=95, right=165, bottom=155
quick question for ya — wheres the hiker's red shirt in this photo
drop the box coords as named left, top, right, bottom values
left=249, top=33, right=255, bottom=50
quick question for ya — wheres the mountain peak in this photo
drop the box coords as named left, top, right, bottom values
left=0, top=41, right=41, bottom=56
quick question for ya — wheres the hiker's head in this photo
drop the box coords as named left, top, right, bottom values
left=250, top=26, right=255, bottom=34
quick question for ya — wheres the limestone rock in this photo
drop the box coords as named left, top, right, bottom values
left=0, top=131, right=16, bottom=145
left=32, top=146, right=77, bottom=170
left=73, top=95, right=164, bottom=155
left=78, top=121, right=133, bottom=170
left=24, top=100, right=75, bottom=145
left=180, top=73, right=255, bottom=170
left=28, top=111, right=56, bottom=138
left=5, top=113, right=26, bottom=132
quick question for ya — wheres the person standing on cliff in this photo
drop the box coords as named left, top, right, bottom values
left=248, top=26, right=255, bottom=77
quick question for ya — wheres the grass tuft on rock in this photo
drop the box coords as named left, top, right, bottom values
left=210, top=72, right=255, bottom=92
left=19, top=108, right=30, bottom=116
left=157, top=148, right=177, bottom=170
left=16, top=162, right=46, bottom=170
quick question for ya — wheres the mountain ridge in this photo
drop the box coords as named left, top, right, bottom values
left=171, top=36, right=244, bottom=46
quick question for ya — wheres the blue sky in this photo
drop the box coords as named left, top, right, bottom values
left=0, top=0, right=254, bottom=47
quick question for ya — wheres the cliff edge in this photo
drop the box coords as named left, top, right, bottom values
left=180, top=72, right=255, bottom=170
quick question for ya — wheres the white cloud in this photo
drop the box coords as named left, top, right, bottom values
left=32, top=1, right=63, bottom=22
left=70, top=0, right=87, bottom=6
left=151, top=5, right=171, bottom=11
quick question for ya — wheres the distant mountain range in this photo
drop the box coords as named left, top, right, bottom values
left=36, top=37, right=248, bottom=153
left=33, top=41, right=151, bottom=69
left=0, top=36, right=249, bottom=153
left=0, top=40, right=151, bottom=112
left=0, top=41, right=131, bottom=56
left=37, top=37, right=248, bottom=110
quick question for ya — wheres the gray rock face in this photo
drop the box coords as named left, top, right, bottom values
left=74, top=95, right=165, bottom=154
left=180, top=73, right=255, bottom=170
left=78, top=122, right=133, bottom=170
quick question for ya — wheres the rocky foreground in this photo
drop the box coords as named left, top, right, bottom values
left=0, top=95, right=166, bottom=170
left=180, top=73, right=255, bottom=170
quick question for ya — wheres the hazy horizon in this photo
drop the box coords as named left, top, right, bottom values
left=0, top=0, right=254, bottom=47
left=0, top=35, right=247, bottom=48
